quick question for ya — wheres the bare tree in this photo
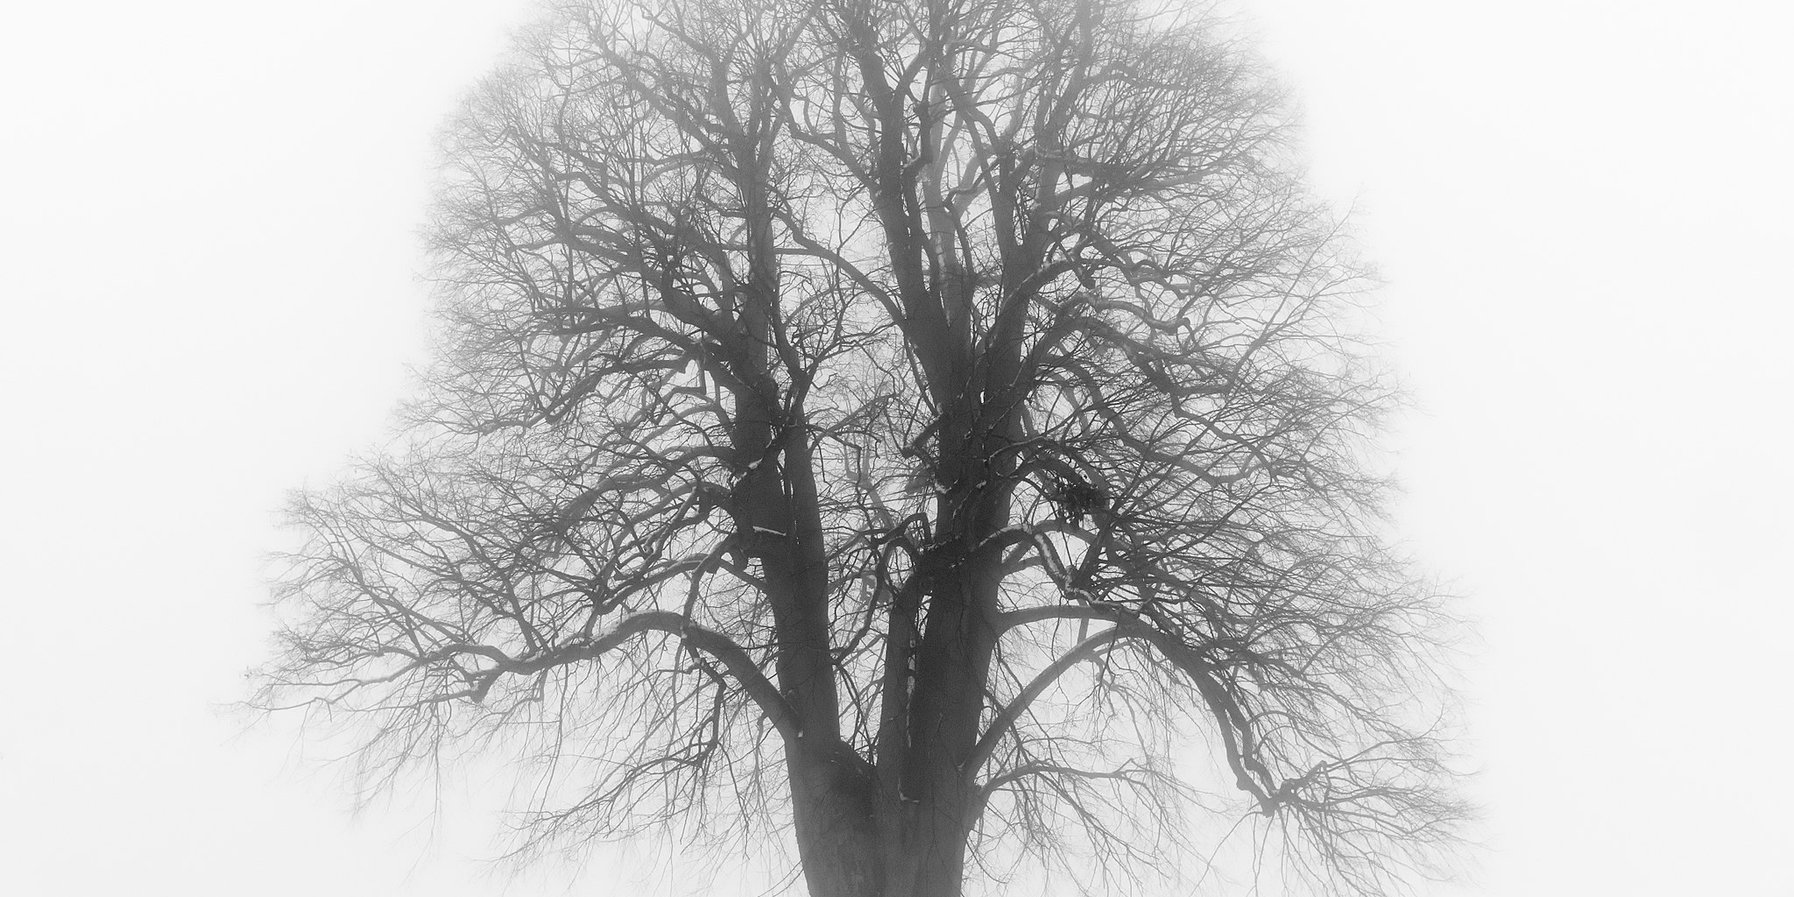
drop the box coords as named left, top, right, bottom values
left=258, top=0, right=1465, bottom=894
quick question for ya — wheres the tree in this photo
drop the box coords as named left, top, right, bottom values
left=257, top=0, right=1464, bottom=894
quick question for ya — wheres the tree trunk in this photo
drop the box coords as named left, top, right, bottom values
left=785, top=560, right=999, bottom=897
left=787, top=737, right=882, bottom=897
left=789, top=755, right=977, bottom=897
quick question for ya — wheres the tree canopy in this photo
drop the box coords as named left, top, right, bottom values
left=258, top=0, right=1465, bottom=894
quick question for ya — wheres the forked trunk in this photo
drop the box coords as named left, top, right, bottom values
left=788, top=771, right=976, bottom=897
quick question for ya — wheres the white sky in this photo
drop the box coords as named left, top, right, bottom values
left=2, top=1, right=1789, bottom=895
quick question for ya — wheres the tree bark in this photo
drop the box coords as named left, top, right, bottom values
left=787, top=736, right=882, bottom=897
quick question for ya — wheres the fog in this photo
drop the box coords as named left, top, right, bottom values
left=2, top=1, right=1788, bottom=894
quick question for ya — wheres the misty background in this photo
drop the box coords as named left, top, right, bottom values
left=2, top=1, right=1789, bottom=894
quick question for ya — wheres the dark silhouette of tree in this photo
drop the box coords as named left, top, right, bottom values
left=257, top=0, right=1465, bottom=894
